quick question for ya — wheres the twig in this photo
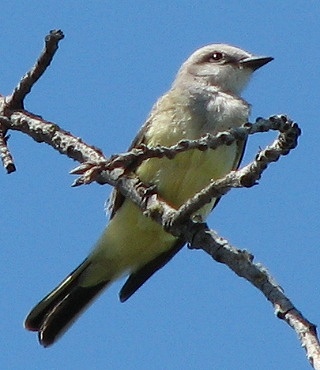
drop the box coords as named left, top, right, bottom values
left=0, top=121, right=15, bottom=173
left=6, top=30, right=64, bottom=110
left=70, top=114, right=298, bottom=179
left=7, top=110, right=105, bottom=163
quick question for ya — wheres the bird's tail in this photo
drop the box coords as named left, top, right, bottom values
left=24, top=258, right=110, bottom=347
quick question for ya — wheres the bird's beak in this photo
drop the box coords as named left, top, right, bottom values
left=240, top=56, right=273, bottom=71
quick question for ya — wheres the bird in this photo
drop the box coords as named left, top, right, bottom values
left=24, top=44, right=273, bottom=347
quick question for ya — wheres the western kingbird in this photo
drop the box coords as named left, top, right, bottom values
left=24, top=44, right=273, bottom=346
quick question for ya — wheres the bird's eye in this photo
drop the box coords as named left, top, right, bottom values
left=209, top=52, right=224, bottom=62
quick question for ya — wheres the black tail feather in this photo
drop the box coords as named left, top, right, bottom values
left=24, top=259, right=110, bottom=347
left=39, top=281, right=108, bottom=347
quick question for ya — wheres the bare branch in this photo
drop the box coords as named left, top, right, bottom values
left=0, top=121, right=15, bottom=173
left=283, top=310, right=320, bottom=369
left=6, top=30, right=64, bottom=110
left=5, top=109, right=105, bottom=163
left=187, top=225, right=320, bottom=369
left=71, top=115, right=298, bottom=180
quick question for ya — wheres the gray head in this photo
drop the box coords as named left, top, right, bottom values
left=173, top=44, right=273, bottom=95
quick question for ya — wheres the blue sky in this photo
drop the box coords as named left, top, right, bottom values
left=1, top=2, right=319, bottom=369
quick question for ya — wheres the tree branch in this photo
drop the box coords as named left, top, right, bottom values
left=6, top=29, right=64, bottom=110
left=1, top=30, right=319, bottom=368
left=188, top=225, right=320, bottom=369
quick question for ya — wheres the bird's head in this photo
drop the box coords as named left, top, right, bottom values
left=174, top=44, right=273, bottom=95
